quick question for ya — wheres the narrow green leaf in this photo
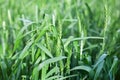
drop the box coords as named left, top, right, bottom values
left=16, top=21, right=34, bottom=40
left=94, top=60, right=105, bottom=80
left=46, top=66, right=59, bottom=78
left=46, top=75, right=61, bottom=80
left=70, top=65, right=92, bottom=73
left=36, top=43, right=53, bottom=58
left=32, top=67, right=39, bottom=80
left=63, top=36, right=74, bottom=49
left=34, top=56, right=41, bottom=65
left=83, top=44, right=98, bottom=51
left=59, top=74, right=77, bottom=80
left=35, top=26, right=48, bottom=42
left=109, top=56, right=118, bottom=78
left=19, top=41, right=33, bottom=59
left=0, top=61, right=8, bottom=80
left=37, top=56, right=66, bottom=71
left=94, top=53, right=107, bottom=69
left=63, top=36, right=103, bottom=47
left=71, top=37, right=104, bottom=41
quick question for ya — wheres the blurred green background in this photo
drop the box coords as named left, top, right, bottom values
left=0, top=0, right=120, bottom=80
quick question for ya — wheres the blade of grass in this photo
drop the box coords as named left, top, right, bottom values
left=94, top=60, right=105, bottom=80
left=70, top=65, right=92, bottom=73
left=93, top=53, right=107, bottom=69
left=36, top=43, right=53, bottom=58
left=63, top=36, right=103, bottom=47
left=45, top=66, right=59, bottom=78
left=19, top=41, right=33, bottom=59
left=37, top=56, right=66, bottom=71
left=0, top=61, right=8, bottom=80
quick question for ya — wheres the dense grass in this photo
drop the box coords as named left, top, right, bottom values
left=0, top=0, right=120, bottom=80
